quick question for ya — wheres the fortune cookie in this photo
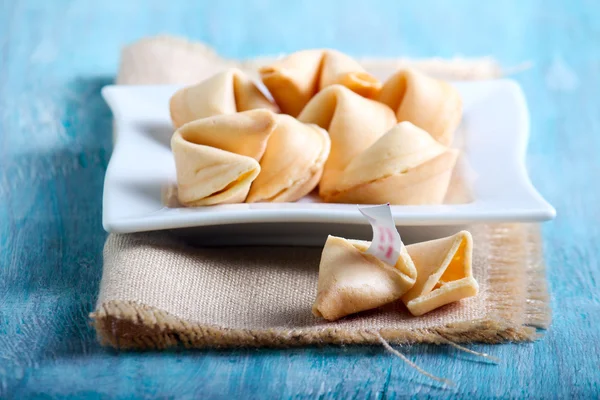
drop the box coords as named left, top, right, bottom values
left=169, top=68, right=278, bottom=128
left=246, top=113, right=331, bottom=203
left=326, top=122, right=458, bottom=205
left=402, top=231, right=478, bottom=316
left=171, top=109, right=330, bottom=205
left=260, top=49, right=382, bottom=116
left=297, top=85, right=397, bottom=197
left=171, top=134, right=260, bottom=207
left=312, top=235, right=417, bottom=321
left=377, top=69, right=462, bottom=146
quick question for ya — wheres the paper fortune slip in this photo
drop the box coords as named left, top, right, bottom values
left=358, top=204, right=403, bottom=266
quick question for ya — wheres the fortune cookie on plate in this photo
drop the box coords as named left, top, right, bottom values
left=297, top=85, right=397, bottom=197
left=377, top=69, right=462, bottom=146
left=402, top=231, right=478, bottom=316
left=170, top=68, right=278, bottom=128
left=260, top=49, right=382, bottom=116
left=171, top=133, right=260, bottom=207
left=245, top=113, right=331, bottom=203
left=326, top=121, right=458, bottom=205
left=171, top=109, right=330, bottom=205
left=312, top=236, right=417, bottom=321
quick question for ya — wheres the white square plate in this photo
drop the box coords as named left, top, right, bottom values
left=102, top=80, right=555, bottom=245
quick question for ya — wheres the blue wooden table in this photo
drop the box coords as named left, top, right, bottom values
left=1, top=0, right=599, bottom=397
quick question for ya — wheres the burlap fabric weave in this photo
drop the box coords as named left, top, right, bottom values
left=91, top=36, right=551, bottom=349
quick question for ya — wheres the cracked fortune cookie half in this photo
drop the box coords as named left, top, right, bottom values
left=377, top=69, right=463, bottom=146
left=297, top=85, right=397, bottom=198
left=312, top=235, right=417, bottom=321
left=325, top=121, right=459, bottom=205
left=260, top=49, right=382, bottom=117
left=402, top=231, right=478, bottom=316
left=169, top=68, right=278, bottom=128
left=171, top=109, right=330, bottom=205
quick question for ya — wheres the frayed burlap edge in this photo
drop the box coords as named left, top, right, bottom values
left=91, top=301, right=538, bottom=350
left=91, top=224, right=551, bottom=349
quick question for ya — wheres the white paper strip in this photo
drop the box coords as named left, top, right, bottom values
left=358, top=204, right=403, bottom=266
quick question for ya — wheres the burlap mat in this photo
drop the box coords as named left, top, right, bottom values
left=91, top=36, right=551, bottom=349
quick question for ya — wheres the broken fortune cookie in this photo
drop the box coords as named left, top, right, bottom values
left=169, top=67, right=278, bottom=128
left=402, top=230, right=478, bottom=316
left=312, top=235, right=417, bottom=321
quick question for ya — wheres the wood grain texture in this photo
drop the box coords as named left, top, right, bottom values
left=1, top=0, right=599, bottom=397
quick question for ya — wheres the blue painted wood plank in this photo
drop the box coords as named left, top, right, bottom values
left=1, top=0, right=599, bottom=398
